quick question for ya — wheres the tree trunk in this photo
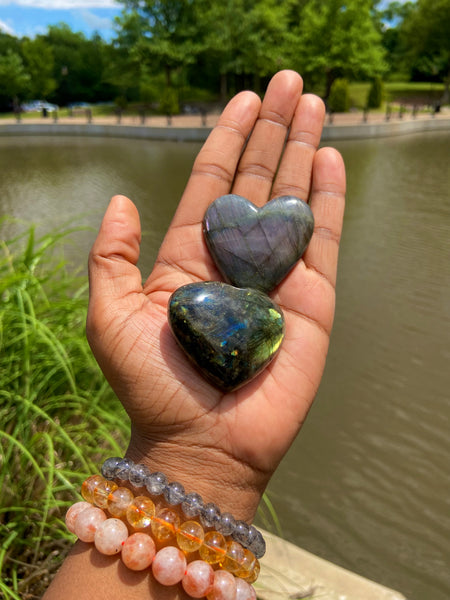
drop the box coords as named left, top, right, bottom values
left=324, top=69, right=335, bottom=101
left=220, top=72, right=228, bottom=104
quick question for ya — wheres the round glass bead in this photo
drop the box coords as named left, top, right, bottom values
left=151, top=508, right=180, bottom=542
left=74, top=506, right=107, bottom=543
left=122, top=532, right=156, bottom=571
left=126, top=495, right=155, bottom=529
left=115, top=457, right=134, bottom=481
left=101, top=456, right=122, bottom=480
left=94, top=517, right=128, bottom=555
left=217, top=512, right=236, bottom=536
left=248, top=530, right=265, bottom=559
left=234, top=548, right=256, bottom=578
left=107, top=486, right=134, bottom=518
left=221, top=540, right=245, bottom=573
left=152, top=546, right=187, bottom=586
left=242, top=559, right=260, bottom=584
left=65, top=501, right=91, bottom=534
left=128, top=463, right=150, bottom=488
left=182, top=491, right=204, bottom=518
left=163, top=481, right=186, bottom=506
left=176, top=520, right=205, bottom=553
left=81, top=474, right=104, bottom=504
left=206, top=569, right=237, bottom=600
left=145, top=471, right=168, bottom=496
left=200, top=502, right=221, bottom=529
left=93, top=479, right=118, bottom=509
left=235, top=578, right=257, bottom=600
left=199, top=530, right=227, bottom=564
left=182, top=560, right=215, bottom=598
left=246, top=525, right=258, bottom=545
left=232, top=520, right=250, bottom=546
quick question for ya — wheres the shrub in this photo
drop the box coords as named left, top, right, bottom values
left=367, top=76, right=384, bottom=109
left=159, top=87, right=180, bottom=115
left=328, top=78, right=350, bottom=113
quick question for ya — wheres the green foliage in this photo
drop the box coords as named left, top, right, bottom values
left=0, top=221, right=129, bottom=598
left=0, top=50, right=30, bottom=105
left=399, top=0, right=450, bottom=99
left=327, top=77, right=350, bottom=112
left=288, top=0, right=387, bottom=96
left=0, top=0, right=449, bottom=112
left=367, top=76, right=384, bottom=108
left=159, top=86, right=180, bottom=115
left=21, top=37, right=56, bottom=100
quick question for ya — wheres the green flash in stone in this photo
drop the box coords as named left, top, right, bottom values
left=168, top=282, right=285, bottom=392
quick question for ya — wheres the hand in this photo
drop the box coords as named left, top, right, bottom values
left=86, top=70, right=345, bottom=522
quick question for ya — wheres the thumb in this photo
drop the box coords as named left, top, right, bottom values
left=87, top=195, right=143, bottom=328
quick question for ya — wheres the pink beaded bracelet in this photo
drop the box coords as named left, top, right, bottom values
left=80, top=474, right=260, bottom=583
left=66, top=501, right=257, bottom=600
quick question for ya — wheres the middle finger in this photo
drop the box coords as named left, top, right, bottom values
left=232, top=70, right=303, bottom=206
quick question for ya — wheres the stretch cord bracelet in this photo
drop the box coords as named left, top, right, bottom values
left=79, top=474, right=260, bottom=583
left=100, top=457, right=266, bottom=559
left=66, top=501, right=257, bottom=600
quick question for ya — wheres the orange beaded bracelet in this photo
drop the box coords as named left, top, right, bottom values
left=81, top=474, right=260, bottom=584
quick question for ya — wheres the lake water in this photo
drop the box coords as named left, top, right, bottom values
left=0, top=131, right=449, bottom=599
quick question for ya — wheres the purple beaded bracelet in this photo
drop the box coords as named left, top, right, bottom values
left=101, top=457, right=266, bottom=559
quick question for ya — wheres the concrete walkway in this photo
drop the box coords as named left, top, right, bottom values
left=1, top=108, right=449, bottom=142
left=257, top=529, right=407, bottom=600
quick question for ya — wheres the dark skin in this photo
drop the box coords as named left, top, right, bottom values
left=44, top=70, right=345, bottom=599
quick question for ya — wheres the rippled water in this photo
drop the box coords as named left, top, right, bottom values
left=1, top=131, right=449, bottom=599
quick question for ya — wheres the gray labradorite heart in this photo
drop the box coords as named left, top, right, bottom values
left=203, top=194, right=314, bottom=293
left=168, top=281, right=285, bottom=392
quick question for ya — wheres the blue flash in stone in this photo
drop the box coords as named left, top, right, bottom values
left=168, top=281, right=285, bottom=392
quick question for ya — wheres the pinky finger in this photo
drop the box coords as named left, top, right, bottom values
left=304, top=147, right=346, bottom=288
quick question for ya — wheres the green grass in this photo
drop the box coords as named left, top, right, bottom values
left=0, top=219, right=130, bottom=598
left=348, top=81, right=445, bottom=110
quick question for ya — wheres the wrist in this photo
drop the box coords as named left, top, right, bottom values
left=125, top=430, right=267, bottom=524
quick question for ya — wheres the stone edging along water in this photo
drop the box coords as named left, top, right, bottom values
left=0, top=115, right=449, bottom=142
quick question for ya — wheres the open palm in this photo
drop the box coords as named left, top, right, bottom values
left=86, top=71, right=345, bottom=520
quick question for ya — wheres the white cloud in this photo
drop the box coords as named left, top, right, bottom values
left=80, top=9, right=113, bottom=30
left=0, top=0, right=117, bottom=8
left=0, top=18, right=15, bottom=35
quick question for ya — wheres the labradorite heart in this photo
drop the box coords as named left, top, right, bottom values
left=168, top=281, right=285, bottom=392
left=203, top=194, right=314, bottom=293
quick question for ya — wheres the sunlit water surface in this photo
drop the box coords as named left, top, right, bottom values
left=0, top=131, right=449, bottom=599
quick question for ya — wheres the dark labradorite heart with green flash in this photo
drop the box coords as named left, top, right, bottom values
left=203, top=194, right=314, bottom=293
left=168, top=281, right=285, bottom=392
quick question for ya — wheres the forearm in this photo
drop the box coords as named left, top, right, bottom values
left=44, top=444, right=263, bottom=600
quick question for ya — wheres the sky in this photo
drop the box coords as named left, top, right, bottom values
left=0, top=0, right=122, bottom=40
left=0, top=0, right=410, bottom=41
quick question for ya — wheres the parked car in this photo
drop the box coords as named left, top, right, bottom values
left=67, top=102, right=91, bottom=109
left=21, top=100, right=59, bottom=113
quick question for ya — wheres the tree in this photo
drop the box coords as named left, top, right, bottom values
left=21, top=37, right=56, bottom=100
left=115, top=0, right=200, bottom=88
left=0, top=49, right=30, bottom=111
left=288, top=0, right=387, bottom=97
left=377, top=1, right=415, bottom=78
left=400, top=0, right=450, bottom=100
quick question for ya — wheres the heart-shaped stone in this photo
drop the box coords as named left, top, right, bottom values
left=168, top=281, right=285, bottom=392
left=203, top=194, right=314, bottom=293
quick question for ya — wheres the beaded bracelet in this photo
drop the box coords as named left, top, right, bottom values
left=101, top=457, right=266, bottom=559
left=66, top=501, right=257, bottom=600
left=80, top=473, right=260, bottom=583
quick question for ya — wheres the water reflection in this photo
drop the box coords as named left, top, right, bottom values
left=0, top=131, right=449, bottom=600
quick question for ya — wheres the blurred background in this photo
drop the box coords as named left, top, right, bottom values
left=0, top=2, right=449, bottom=599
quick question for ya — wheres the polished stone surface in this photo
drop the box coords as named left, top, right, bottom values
left=203, top=194, right=314, bottom=293
left=168, top=282, right=285, bottom=392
